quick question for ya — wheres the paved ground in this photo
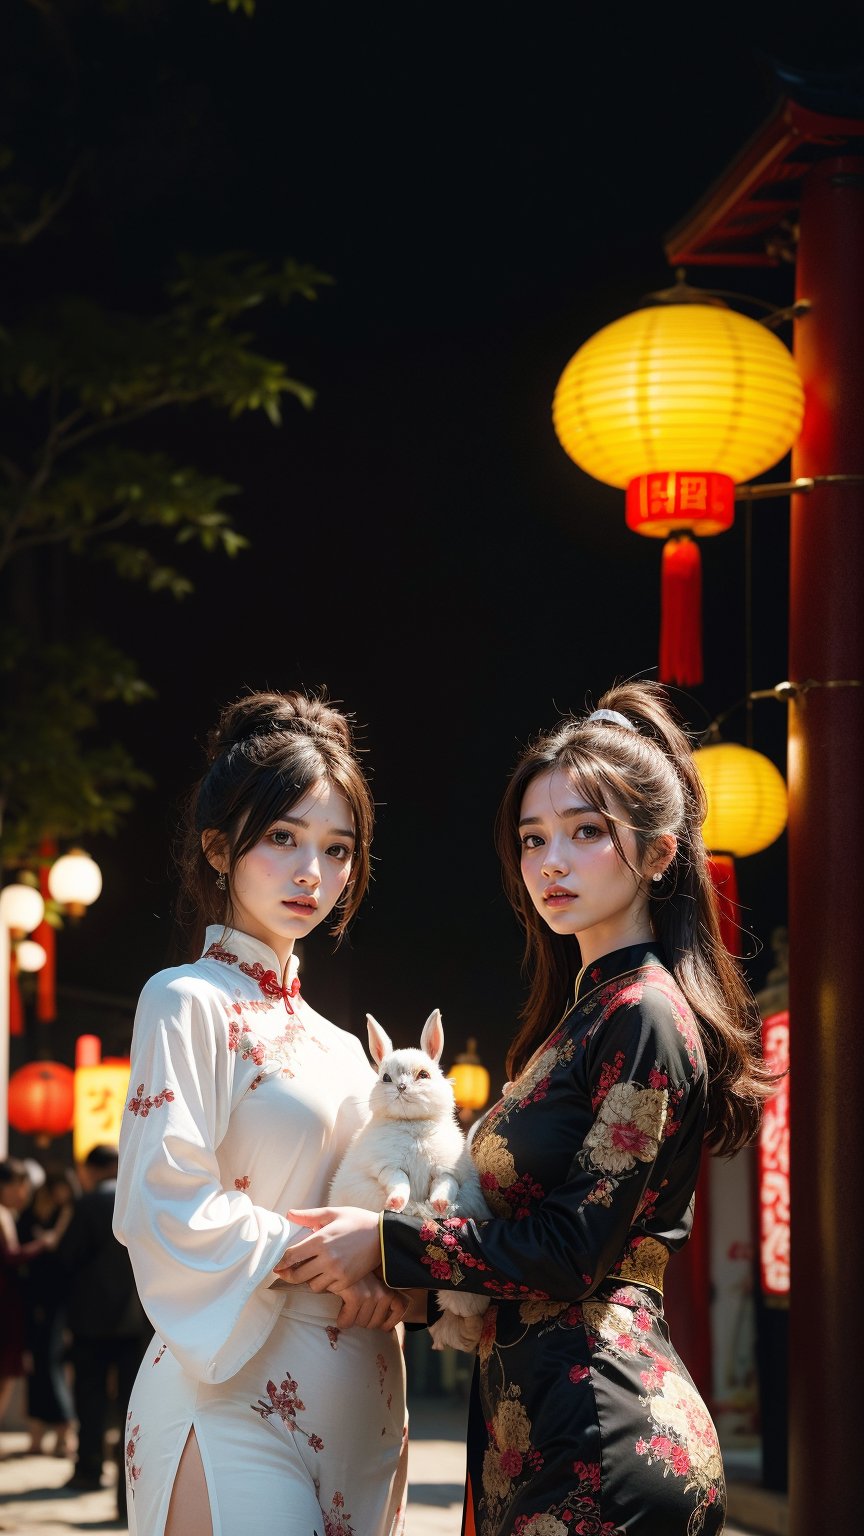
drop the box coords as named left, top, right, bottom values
left=0, top=1397, right=768, bottom=1534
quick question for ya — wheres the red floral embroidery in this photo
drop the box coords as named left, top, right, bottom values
left=125, top=1412, right=141, bottom=1490
left=323, top=1490, right=355, bottom=1536
left=204, top=942, right=238, bottom=964
left=417, top=1215, right=496, bottom=1287
left=482, top=1276, right=550, bottom=1301
left=127, top=1084, right=174, bottom=1117
left=573, top=1458, right=601, bottom=1493
left=325, top=1325, right=340, bottom=1349
left=251, top=1370, right=323, bottom=1452
left=152, top=1344, right=166, bottom=1366
left=592, top=1048, right=626, bottom=1111
left=227, top=995, right=272, bottom=1017
left=234, top=1175, right=250, bottom=1191
left=225, top=1008, right=319, bottom=1081
left=662, top=1082, right=687, bottom=1138
left=227, top=1020, right=267, bottom=1065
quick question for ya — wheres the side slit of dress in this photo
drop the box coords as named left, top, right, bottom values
left=164, top=1428, right=214, bottom=1536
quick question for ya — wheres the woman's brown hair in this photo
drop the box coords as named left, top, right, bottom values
left=173, top=689, right=374, bottom=959
left=493, top=680, right=777, bottom=1155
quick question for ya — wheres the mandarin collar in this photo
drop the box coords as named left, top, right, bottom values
left=574, top=940, right=665, bottom=1005
left=201, top=924, right=300, bottom=988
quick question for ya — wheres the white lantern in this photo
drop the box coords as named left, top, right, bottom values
left=0, top=883, right=46, bottom=934
left=16, top=939, right=48, bottom=973
left=48, top=849, right=103, bottom=915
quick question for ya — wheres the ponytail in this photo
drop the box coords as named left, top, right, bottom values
left=494, top=680, right=778, bottom=1154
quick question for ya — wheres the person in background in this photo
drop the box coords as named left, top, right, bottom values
left=57, top=1143, right=149, bottom=1516
left=18, top=1165, right=77, bottom=1457
left=0, top=1158, right=43, bottom=1439
left=278, top=680, right=777, bottom=1536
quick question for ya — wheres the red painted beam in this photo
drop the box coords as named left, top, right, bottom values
left=665, top=98, right=864, bottom=267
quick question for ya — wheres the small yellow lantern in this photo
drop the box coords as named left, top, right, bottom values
left=447, top=1038, right=490, bottom=1114
left=693, top=742, right=788, bottom=858
left=692, top=741, right=788, bottom=957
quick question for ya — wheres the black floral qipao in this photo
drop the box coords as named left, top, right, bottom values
left=382, top=943, right=726, bottom=1536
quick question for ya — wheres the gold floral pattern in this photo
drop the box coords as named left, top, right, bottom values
left=481, top=1386, right=533, bottom=1504
left=611, top=1235, right=670, bottom=1292
left=473, top=1131, right=519, bottom=1215
left=582, top=1081, right=668, bottom=1174
left=518, top=1299, right=570, bottom=1326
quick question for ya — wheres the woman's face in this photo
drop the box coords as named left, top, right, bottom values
left=1, top=1177, right=31, bottom=1213
left=518, top=767, right=655, bottom=962
left=215, top=778, right=355, bottom=965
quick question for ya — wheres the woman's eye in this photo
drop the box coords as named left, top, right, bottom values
left=521, top=833, right=544, bottom=851
left=575, top=823, right=602, bottom=840
left=327, top=843, right=352, bottom=861
left=269, top=828, right=295, bottom=847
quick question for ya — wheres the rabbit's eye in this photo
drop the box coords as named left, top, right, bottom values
left=382, top=1072, right=392, bottom=1082
left=417, top=1069, right=430, bottom=1079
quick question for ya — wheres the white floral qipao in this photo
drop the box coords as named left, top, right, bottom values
left=114, top=926, right=407, bottom=1536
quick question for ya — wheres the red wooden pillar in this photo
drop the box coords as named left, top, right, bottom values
left=788, top=154, right=864, bottom=1536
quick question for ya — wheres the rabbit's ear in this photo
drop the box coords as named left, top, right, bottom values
left=366, top=1014, right=393, bottom=1067
left=420, top=1008, right=444, bottom=1064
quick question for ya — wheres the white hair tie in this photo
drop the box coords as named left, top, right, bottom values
left=586, top=709, right=637, bottom=731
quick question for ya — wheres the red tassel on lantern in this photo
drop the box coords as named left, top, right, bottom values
left=8, top=947, right=24, bottom=1036
left=659, top=535, right=703, bottom=687
left=34, top=837, right=57, bottom=1023
left=707, top=853, right=740, bottom=955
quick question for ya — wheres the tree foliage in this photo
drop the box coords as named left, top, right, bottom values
left=0, top=2, right=329, bottom=869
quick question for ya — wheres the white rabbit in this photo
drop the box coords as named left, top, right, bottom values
left=329, top=1008, right=491, bottom=1352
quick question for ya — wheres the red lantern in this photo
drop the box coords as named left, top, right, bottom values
left=7, top=1060, right=75, bottom=1144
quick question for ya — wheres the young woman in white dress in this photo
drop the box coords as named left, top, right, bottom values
left=113, top=691, right=410, bottom=1536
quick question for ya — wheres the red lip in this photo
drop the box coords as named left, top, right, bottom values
left=544, top=886, right=576, bottom=901
left=282, top=897, right=317, bottom=910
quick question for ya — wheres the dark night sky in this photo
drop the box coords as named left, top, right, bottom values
left=10, top=3, right=862, bottom=1092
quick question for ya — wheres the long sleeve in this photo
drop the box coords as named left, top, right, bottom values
left=113, top=970, right=304, bottom=1383
left=382, top=983, right=706, bottom=1303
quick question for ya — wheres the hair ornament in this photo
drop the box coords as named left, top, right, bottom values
left=586, top=709, right=637, bottom=731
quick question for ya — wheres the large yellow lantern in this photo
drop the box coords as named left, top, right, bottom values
left=692, top=741, right=788, bottom=957
left=552, top=292, right=804, bottom=685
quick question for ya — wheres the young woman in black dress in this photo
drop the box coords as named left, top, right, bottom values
left=279, top=680, right=775, bottom=1536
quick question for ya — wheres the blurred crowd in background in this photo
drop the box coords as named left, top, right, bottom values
left=0, top=1149, right=148, bottom=1521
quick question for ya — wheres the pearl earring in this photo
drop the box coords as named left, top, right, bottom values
left=652, top=872, right=663, bottom=883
